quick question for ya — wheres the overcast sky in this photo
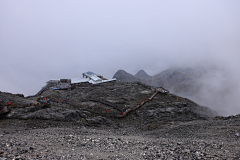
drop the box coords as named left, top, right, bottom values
left=1, top=1, right=240, bottom=115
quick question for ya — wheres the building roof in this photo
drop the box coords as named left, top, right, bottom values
left=83, top=71, right=102, bottom=82
left=71, top=77, right=89, bottom=84
left=83, top=71, right=116, bottom=84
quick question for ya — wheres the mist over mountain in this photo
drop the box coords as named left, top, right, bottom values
left=113, top=66, right=239, bottom=116
left=1, top=1, right=240, bottom=117
left=113, top=67, right=201, bottom=95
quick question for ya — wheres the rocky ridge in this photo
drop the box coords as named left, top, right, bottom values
left=1, top=81, right=217, bottom=128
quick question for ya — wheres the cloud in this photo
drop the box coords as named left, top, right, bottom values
left=183, top=65, right=240, bottom=116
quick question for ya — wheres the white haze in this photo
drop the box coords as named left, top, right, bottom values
left=0, top=1, right=239, bottom=116
left=172, top=64, right=240, bottom=116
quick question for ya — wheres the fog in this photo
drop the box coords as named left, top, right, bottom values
left=1, top=1, right=240, bottom=116
left=174, top=64, right=240, bottom=116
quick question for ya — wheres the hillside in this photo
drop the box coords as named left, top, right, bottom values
left=113, top=67, right=240, bottom=116
left=0, top=81, right=217, bottom=127
left=1, top=82, right=240, bottom=159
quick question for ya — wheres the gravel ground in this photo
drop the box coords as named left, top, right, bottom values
left=1, top=117, right=240, bottom=160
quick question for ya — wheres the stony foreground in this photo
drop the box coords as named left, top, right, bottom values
left=0, top=81, right=239, bottom=159
left=0, top=116, right=240, bottom=160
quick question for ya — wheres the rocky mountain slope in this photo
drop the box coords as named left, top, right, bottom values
left=113, top=67, right=240, bottom=116
left=2, top=80, right=240, bottom=159
left=1, top=81, right=217, bottom=128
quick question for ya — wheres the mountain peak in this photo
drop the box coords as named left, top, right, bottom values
left=113, top=70, right=137, bottom=82
left=135, top=70, right=151, bottom=80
